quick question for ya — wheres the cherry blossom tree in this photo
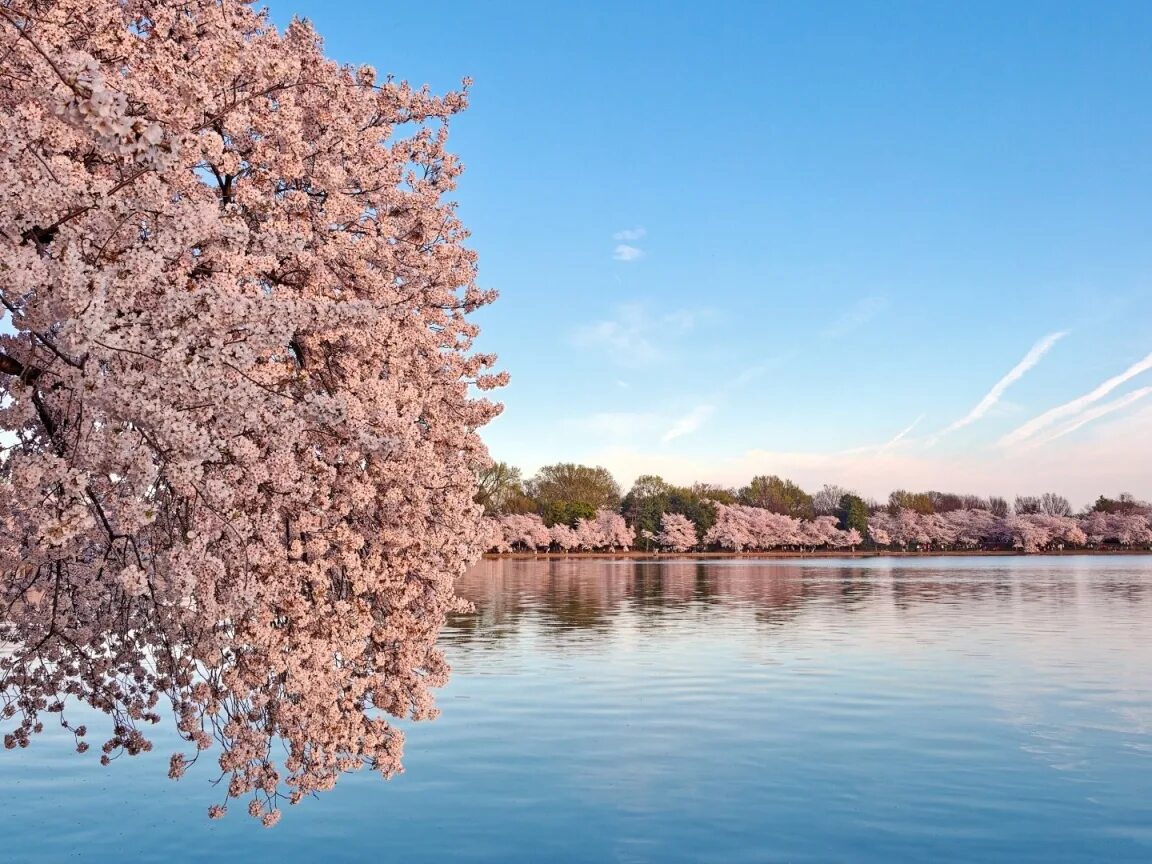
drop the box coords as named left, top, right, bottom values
left=867, top=512, right=896, bottom=549
left=583, top=508, right=628, bottom=551
left=870, top=512, right=907, bottom=549
left=803, top=515, right=842, bottom=550
left=1081, top=510, right=1110, bottom=546
left=1033, top=514, right=1086, bottom=549
left=1006, top=516, right=1052, bottom=553
left=921, top=513, right=957, bottom=549
left=868, top=523, right=892, bottom=548
left=895, top=509, right=930, bottom=549
left=549, top=522, right=579, bottom=552
left=1109, top=513, right=1152, bottom=547
left=759, top=510, right=803, bottom=548
left=495, top=514, right=550, bottom=551
left=702, top=504, right=751, bottom=552
left=863, top=507, right=1149, bottom=553
left=942, top=509, right=1001, bottom=549
left=574, top=516, right=604, bottom=551
left=655, top=512, right=697, bottom=552
left=0, top=0, right=504, bottom=826
left=702, top=504, right=808, bottom=552
left=479, top=517, right=509, bottom=553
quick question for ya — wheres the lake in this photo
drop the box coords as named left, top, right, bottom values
left=4, top=556, right=1152, bottom=862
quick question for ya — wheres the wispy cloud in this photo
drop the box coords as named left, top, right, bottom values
left=662, top=404, right=715, bottom=443
left=580, top=411, right=660, bottom=439
left=821, top=295, right=888, bottom=340
left=564, top=403, right=715, bottom=447
left=726, top=362, right=774, bottom=392
left=570, top=303, right=699, bottom=367
left=612, top=227, right=646, bottom=261
left=1036, top=385, right=1152, bottom=446
left=613, top=244, right=644, bottom=262
left=999, top=350, right=1152, bottom=447
left=614, top=227, right=646, bottom=242
left=931, top=330, right=1067, bottom=443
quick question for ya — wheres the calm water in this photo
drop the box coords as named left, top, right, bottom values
left=4, top=556, right=1152, bottom=862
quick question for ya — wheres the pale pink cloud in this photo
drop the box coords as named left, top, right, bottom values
left=576, top=406, right=1152, bottom=510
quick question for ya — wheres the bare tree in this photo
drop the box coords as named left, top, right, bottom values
left=812, top=484, right=854, bottom=516
left=1014, top=495, right=1043, bottom=515
left=1040, top=492, right=1072, bottom=517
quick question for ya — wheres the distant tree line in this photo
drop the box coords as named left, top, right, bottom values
left=477, top=462, right=1152, bottom=554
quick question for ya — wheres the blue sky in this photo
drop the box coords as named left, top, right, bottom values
left=268, top=1, right=1152, bottom=507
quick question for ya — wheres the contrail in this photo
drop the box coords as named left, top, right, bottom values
left=931, top=330, right=1067, bottom=443
left=1036, top=386, right=1152, bottom=446
left=884, top=414, right=924, bottom=449
left=999, top=350, right=1152, bottom=447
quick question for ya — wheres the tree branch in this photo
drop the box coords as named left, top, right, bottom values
left=0, top=351, right=41, bottom=382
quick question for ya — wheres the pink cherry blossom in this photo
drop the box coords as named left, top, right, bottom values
left=594, top=509, right=633, bottom=552
left=0, top=0, right=503, bottom=825
left=656, top=512, right=697, bottom=552
left=494, top=513, right=552, bottom=551
left=549, top=522, right=580, bottom=552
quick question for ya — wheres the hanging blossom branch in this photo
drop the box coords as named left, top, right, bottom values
left=0, top=0, right=505, bottom=827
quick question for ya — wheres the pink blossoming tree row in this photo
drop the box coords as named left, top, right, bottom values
left=483, top=507, right=1152, bottom=555
left=483, top=509, right=633, bottom=553
left=480, top=464, right=1152, bottom=555
left=1, top=0, right=504, bottom=826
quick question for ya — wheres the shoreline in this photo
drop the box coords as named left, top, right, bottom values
left=482, top=548, right=1152, bottom=561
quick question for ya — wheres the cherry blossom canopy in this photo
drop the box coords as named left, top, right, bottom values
left=0, top=0, right=503, bottom=825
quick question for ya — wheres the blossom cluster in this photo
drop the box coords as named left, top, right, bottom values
left=655, top=512, right=698, bottom=552
left=54, top=54, right=177, bottom=168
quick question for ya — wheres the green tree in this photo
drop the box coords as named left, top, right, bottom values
left=621, top=475, right=673, bottom=542
left=691, top=482, right=737, bottom=505
left=926, top=491, right=964, bottom=512
left=622, top=475, right=724, bottom=545
left=474, top=461, right=525, bottom=515
left=836, top=493, right=870, bottom=537
left=1092, top=493, right=1144, bottom=514
left=667, top=487, right=721, bottom=541
left=525, top=463, right=621, bottom=526
left=888, top=489, right=935, bottom=515
left=739, top=475, right=814, bottom=519
left=542, top=501, right=598, bottom=527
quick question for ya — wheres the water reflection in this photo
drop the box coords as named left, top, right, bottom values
left=3, top=555, right=1152, bottom=862
left=450, top=557, right=1152, bottom=640
left=1, top=549, right=461, bottom=827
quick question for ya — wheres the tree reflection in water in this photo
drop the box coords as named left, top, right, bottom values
left=449, top=557, right=1152, bottom=640
left=8, top=557, right=1144, bottom=828
left=1, top=559, right=465, bottom=826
